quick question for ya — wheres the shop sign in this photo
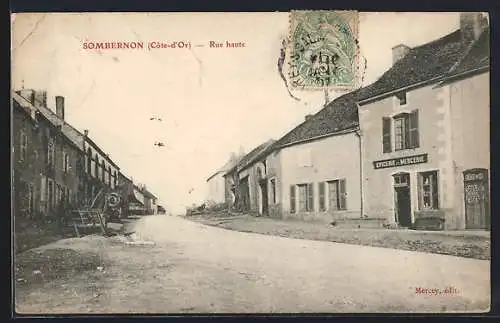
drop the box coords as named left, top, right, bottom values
left=373, top=153, right=428, bottom=170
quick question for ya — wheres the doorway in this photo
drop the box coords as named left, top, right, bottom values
left=463, top=168, right=490, bottom=230
left=393, top=173, right=412, bottom=227
left=258, top=179, right=269, bottom=216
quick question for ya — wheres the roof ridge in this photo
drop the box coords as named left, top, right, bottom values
left=446, top=28, right=489, bottom=76
left=411, top=28, right=461, bottom=51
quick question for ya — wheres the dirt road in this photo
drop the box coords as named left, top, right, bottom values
left=15, top=215, right=490, bottom=314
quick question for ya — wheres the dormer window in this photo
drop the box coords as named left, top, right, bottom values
left=396, top=92, right=407, bottom=105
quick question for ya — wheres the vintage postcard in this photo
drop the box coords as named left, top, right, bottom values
left=11, top=12, right=490, bottom=314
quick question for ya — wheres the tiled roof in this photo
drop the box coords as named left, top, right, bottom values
left=15, top=90, right=120, bottom=168
left=12, top=92, right=36, bottom=119
left=236, top=139, right=277, bottom=172
left=447, top=28, right=490, bottom=77
left=142, top=188, right=157, bottom=200
left=359, top=29, right=466, bottom=103
left=14, top=90, right=85, bottom=149
left=277, top=89, right=363, bottom=148
left=207, top=154, right=244, bottom=181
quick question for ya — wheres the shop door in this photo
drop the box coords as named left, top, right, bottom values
left=464, top=169, right=490, bottom=230
left=394, top=173, right=412, bottom=227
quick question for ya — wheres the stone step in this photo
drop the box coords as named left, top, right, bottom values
left=330, top=218, right=387, bottom=229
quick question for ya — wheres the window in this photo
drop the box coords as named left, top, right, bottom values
left=47, top=139, right=55, bottom=166
left=56, top=184, right=62, bottom=204
left=86, top=148, right=92, bottom=173
left=394, top=116, right=407, bottom=151
left=418, top=171, right=439, bottom=210
left=63, top=151, right=70, bottom=173
left=319, top=182, right=326, bottom=211
left=290, top=185, right=296, bottom=214
left=101, top=160, right=106, bottom=182
left=95, top=154, right=99, bottom=178
left=328, top=179, right=347, bottom=210
left=270, top=179, right=276, bottom=204
left=393, top=110, right=419, bottom=151
left=383, top=110, right=419, bottom=153
left=297, top=183, right=314, bottom=212
left=20, top=130, right=28, bottom=161
left=382, top=117, right=392, bottom=153
left=27, top=184, right=34, bottom=216
left=108, top=166, right=111, bottom=185
left=47, top=179, right=54, bottom=210
left=40, top=176, right=46, bottom=202
left=396, top=92, right=407, bottom=105
left=298, top=184, right=307, bottom=212
left=393, top=173, right=409, bottom=187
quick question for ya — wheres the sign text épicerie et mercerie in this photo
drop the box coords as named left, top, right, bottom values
left=373, top=153, right=428, bottom=170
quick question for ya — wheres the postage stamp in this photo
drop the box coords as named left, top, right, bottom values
left=286, top=10, right=360, bottom=91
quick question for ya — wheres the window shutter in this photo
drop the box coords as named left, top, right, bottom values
left=404, top=114, right=411, bottom=149
left=432, top=172, right=439, bottom=209
left=382, top=117, right=392, bottom=153
left=339, top=179, right=347, bottom=210
left=417, top=174, right=422, bottom=210
left=319, top=182, right=325, bottom=211
left=409, top=110, right=419, bottom=148
left=290, top=185, right=296, bottom=213
left=307, top=183, right=314, bottom=211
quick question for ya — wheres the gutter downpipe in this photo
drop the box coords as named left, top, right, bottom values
left=354, top=125, right=364, bottom=218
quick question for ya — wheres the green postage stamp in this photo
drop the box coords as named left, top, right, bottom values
left=287, top=10, right=360, bottom=91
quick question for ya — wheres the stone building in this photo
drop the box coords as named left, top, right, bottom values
left=357, top=12, right=489, bottom=230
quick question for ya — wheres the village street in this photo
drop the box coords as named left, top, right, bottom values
left=15, top=215, right=490, bottom=314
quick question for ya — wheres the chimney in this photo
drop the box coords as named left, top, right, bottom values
left=84, top=129, right=89, bottom=137
left=55, top=96, right=65, bottom=120
left=460, top=12, right=487, bottom=46
left=392, top=44, right=411, bottom=65
left=305, top=114, right=313, bottom=121
left=33, top=90, right=47, bottom=109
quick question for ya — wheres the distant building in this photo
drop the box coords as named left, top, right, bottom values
left=12, top=88, right=160, bottom=225
left=232, top=140, right=277, bottom=215
left=206, top=152, right=244, bottom=205
left=142, top=187, right=158, bottom=214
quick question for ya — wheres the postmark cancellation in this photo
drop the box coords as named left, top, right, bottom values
left=286, top=10, right=360, bottom=91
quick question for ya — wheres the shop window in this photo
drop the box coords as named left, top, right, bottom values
left=328, top=179, right=347, bottom=210
left=418, top=171, right=439, bottom=210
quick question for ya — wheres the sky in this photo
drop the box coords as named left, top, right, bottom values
left=11, top=12, right=460, bottom=214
